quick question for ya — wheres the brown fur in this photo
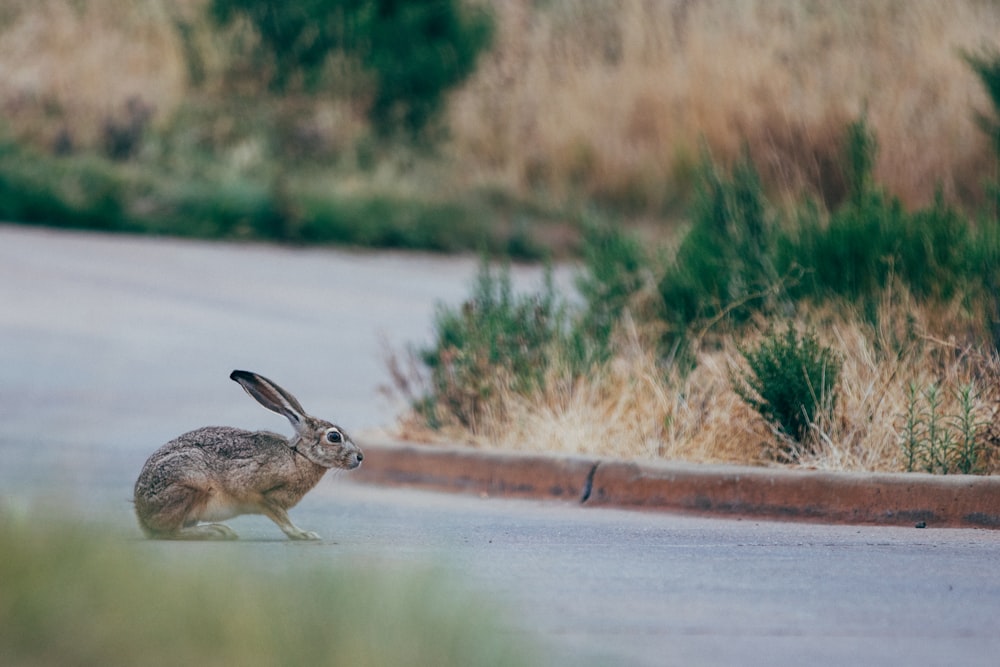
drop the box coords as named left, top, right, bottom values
left=133, top=372, right=362, bottom=540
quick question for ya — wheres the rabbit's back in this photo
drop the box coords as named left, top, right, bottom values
left=172, top=426, right=289, bottom=461
left=135, top=427, right=302, bottom=505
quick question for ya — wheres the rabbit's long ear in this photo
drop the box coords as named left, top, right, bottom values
left=230, top=370, right=309, bottom=431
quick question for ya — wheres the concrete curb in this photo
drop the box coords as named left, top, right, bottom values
left=352, top=439, right=1000, bottom=529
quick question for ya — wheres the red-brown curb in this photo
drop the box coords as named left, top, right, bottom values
left=351, top=438, right=597, bottom=501
left=351, top=438, right=1000, bottom=529
left=588, top=459, right=1000, bottom=528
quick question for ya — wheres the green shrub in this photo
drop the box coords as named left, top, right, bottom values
left=781, top=119, right=974, bottom=312
left=418, top=260, right=563, bottom=431
left=790, top=186, right=904, bottom=305
left=659, top=151, right=779, bottom=335
left=572, top=219, right=650, bottom=365
left=963, top=48, right=1000, bottom=165
left=0, top=142, right=128, bottom=231
left=731, top=325, right=841, bottom=459
left=210, top=0, right=493, bottom=137
left=785, top=120, right=896, bottom=303
left=360, top=1, right=494, bottom=137
left=902, top=191, right=971, bottom=300
left=408, top=221, right=655, bottom=432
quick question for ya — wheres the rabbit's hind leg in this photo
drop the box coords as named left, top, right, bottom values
left=174, top=522, right=239, bottom=540
left=171, top=489, right=240, bottom=540
left=137, top=485, right=238, bottom=540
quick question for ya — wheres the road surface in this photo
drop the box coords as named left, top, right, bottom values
left=2, top=224, right=999, bottom=666
left=0, top=223, right=561, bottom=495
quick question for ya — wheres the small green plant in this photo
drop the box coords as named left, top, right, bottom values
left=954, top=384, right=984, bottom=474
left=900, top=382, right=988, bottom=474
left=731, top=324, right=841, bottom=459
left=900, top=382, right=924, bottom=472
left=572, top=219, right=650, bottom=367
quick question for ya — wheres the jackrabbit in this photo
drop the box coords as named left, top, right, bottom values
left=134, top=370, right=363, bottom=540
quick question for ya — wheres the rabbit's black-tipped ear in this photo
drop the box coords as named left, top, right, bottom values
left=230, top=370, right=309, bottom=430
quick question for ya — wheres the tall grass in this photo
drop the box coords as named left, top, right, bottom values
left=0, top=0, right=188, bottom=150
left=448, top=0, right=1000, bottom=213
left=0, top=510, right=541, bottom=667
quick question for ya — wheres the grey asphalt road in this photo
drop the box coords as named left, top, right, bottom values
left=3, top=225, right=1000, bottom=667
left=294, top=482, right=1000, bottom=667
left=0, top=223, right=560, bottom=496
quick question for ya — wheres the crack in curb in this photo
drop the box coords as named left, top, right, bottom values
left=580, top=461, right=599, bottom=504
left=356, top=441, right=1000, bottom=528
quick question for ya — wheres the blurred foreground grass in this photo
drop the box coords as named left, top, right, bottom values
left=0, top=509, right=539, bottom=667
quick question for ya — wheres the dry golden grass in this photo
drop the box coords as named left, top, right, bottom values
left=4, top=0, right=1000, bottom=212
left=0, top=0, right=189, bottom=148
left=394, top=297, right=1000, bottom=474
left=448, top=0, right=1000, bottom=211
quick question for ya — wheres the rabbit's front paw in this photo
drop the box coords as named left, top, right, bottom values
left=288, top=529, right=322, bottom=541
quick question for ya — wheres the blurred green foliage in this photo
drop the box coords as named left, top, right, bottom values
left=659, top=150, right=779, bottom=333
left=0, top=136, right=547, bottom=255
left=210, top=0, right=493, bottom=137
left=783, top=121, right=972, bottom=308
left=0, top=141, right=127, bottom=231
left=572, top=220, right=650, bottom=365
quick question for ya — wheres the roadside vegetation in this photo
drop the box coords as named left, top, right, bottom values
left=3, top=1, right=1000, bottom=472
left=0, top=0, right=548, bottom=255
left=390, top=110, right=1000, bottom=474
left=0, top=509, right=540, bottom=666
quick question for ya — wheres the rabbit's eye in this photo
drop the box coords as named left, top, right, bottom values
left=326, top=430, right=343, bottom=444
